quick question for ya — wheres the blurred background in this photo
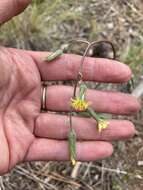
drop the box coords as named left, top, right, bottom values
left=0, top=0, right=143, bottom=189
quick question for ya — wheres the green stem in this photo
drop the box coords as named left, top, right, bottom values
left=87, top=107, right=101, bottom=121
left=79, top=83, right=87, bottom=100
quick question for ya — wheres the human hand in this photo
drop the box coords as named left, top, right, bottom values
left=0, top=0, right=140, bottom=175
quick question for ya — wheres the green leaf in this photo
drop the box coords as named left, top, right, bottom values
left=76, top=111, right=91, bottom=118
left=87, top=107, right=100, bottom=120
left=79, top=83, right=87, bottom=100
left=87, top=107, right=109, bottom=121
left=68, top=128, right=77, bottom=166
left=45, top=49, right=63, bottom=62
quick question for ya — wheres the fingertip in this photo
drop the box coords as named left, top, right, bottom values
left=128, top=97, right=141, bottom=114
left=103, top=142, right=114, bottom=158
left=126, top=121, right=136, bottom=138
left=87, top=142, right=114, bottom=160
left=112, top=60, right=132, bottom=82
left=137, top=99, right=141, bottom=111
left=119, top=121, right=135, bottom=139
left=89, top=58, right=132, bottom=83
left=120, top=63, right=132, bottom=82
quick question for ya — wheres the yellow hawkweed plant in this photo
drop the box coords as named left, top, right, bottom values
left=45, top=39, right=116, bottom=167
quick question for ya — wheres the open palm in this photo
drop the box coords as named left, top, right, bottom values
left=0, top=47, right=140, bottom=174
left=0, top=48, right=41, bottom=173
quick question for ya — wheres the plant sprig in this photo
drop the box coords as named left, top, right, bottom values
left=69, top=40, right=116, bottom=165
left=45, top=39, right=116, bottom=166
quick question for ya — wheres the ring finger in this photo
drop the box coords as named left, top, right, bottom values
left=35, top=113, right=135, bottom=141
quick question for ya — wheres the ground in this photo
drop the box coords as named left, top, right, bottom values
left=0, top=0, right=143, bottom=189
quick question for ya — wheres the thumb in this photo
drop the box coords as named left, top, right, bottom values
left=0, top=0, right=31, bottom=24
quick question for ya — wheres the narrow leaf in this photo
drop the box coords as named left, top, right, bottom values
left=79, top=83, right=87, bottom=100
left=45, top=49, right=63, bottom=62
left=87, top=107, right=100, bottom=120
left=68, top=128, right=77, bottom=166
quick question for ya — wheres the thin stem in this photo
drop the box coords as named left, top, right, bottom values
left=68, top=40, right=90, bottom=129
left=78, top=43, right=92, bottom=75
left=90, top=40, right=116, bottom=59
left=69, top=111, right=73, bottom=130
left=68, top=39, right=90, bottom=46
left=73, top=42, right=93, bottom=97
left=73, top=40, right=116, bottom=100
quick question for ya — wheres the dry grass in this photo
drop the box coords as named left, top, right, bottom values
left=0, top=0, right=143, bottom=189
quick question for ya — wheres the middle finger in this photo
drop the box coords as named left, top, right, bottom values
left=44, top=85, right=140, bottom=114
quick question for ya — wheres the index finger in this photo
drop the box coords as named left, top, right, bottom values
left=28, top=51, right=131, bottom=82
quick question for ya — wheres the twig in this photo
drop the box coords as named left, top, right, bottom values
left=132, top=80, right=143, bottom=98
left=0, top=176, right=5, bottom=190
left=101, top=161, right=105, bottom=189
left=132, top=119, right=143, bottom=127
left=33, top=169, right=82, bottom=187
left=50, top=172, right=81, bottom=187
left=84, top=164, right=128, bottom=175
left=126, top=2, right=143, bottom=21
left=16, top=166, right=57, bottom=190
left=71, top=162, right=81, bottom=178
left=82, top=162, right=92, bottom=179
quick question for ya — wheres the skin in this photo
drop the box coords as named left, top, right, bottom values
left=0, top=0, right=140, bottom=175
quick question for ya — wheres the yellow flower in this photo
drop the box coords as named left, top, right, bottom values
left=71, top=98, right=89, bottom=111
left=98, top=119, right=109, bottom=133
